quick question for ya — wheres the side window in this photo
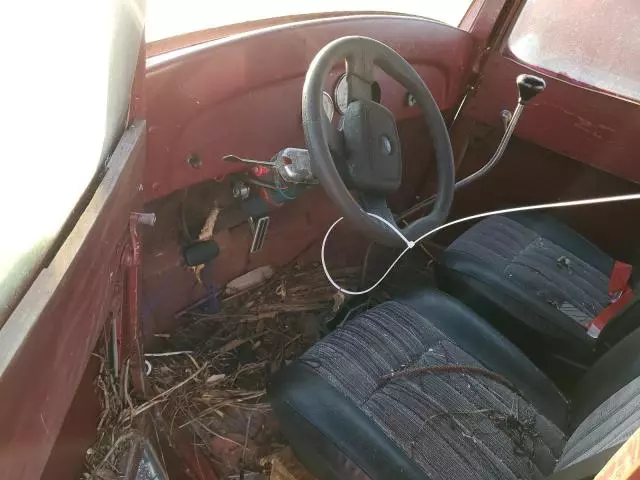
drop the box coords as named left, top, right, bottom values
left=508, top=0, right=640, bottom=101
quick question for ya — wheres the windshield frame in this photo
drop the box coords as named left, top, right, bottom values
left=147, top=8, right=473, bottom=57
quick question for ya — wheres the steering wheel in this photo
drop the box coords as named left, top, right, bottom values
left=302, top=36, right=455, bottom=247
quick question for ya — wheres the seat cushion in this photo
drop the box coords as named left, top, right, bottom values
left=437, top=213, right=614, bottom=354
left=269, top=292, right=568, bottom=480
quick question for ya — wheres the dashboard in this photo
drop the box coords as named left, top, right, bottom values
left=144, top=15, right=476, bottom=200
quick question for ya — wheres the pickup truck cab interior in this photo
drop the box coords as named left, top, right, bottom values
left=2, top=1, right=640, bottom=479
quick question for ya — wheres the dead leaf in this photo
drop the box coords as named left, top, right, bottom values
left=218, top=333, right=265, bottom=354
left=275, top=281, right=287, bottom=300
left=206, top=373, right=226, bottom=385
left=198, top=206, right=221, bottom=241
left=332, top=291, right=346, bottom=313
left=94, top=468, right=118, bottom=480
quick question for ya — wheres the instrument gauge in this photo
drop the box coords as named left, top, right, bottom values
left=334, top=73, right=349, bottom=115
left=322, top=91, right=334, bottom=122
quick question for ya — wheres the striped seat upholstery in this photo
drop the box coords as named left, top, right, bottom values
left=301, top=301, right=565, bottom=479
left=270, top=293, right=640, bottom=480
left=446, top=215, right=610, bottom=327
left=437, top=213, right=622, bottom=355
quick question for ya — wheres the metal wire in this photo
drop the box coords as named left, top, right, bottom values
left=322, top=192, right=640, bottom=295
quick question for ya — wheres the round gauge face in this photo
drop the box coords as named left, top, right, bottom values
left=322, top=91, right=335, bottom=122
left=334, top=73, right=349, bottom=115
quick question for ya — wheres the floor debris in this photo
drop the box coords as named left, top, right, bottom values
left=84, top=249, right=430, bottom=479
left=83, top=262, right=354, bottom=479
left=143, top=262, right=358, bottom=478
left=268, top=447, right=316, bottom=480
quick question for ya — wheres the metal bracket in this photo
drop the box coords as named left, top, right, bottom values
left=249, top=216, right=270, bottom=253
left=501, top=109, right=513, bottom=130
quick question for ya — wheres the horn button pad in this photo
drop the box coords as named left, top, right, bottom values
left=342, top=99, right=402, bottom=194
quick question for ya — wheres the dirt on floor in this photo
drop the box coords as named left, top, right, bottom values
left=146, top=261, right=359, bottom=478
left=84, top=241, right=435, bottom=479
left=84, top=260, right=359, bottom=479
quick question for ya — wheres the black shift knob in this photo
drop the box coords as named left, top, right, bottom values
left=516, top=74, right=546, bottom=104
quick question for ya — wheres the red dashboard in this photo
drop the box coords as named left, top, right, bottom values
left=144, top=15, right=476, bottom=200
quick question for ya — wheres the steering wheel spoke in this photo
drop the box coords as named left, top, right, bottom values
left=322, top=111, right=346, bottom=161
left=345, top=50, right=375, bottom=102
left=358, top=193, right=396, bottom=227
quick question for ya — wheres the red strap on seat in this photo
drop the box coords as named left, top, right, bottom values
left=587, top=261, right=634, bottom=339
left=608, top=261, right=634, bottom=296
left=588, top=288, right=635, bottom=338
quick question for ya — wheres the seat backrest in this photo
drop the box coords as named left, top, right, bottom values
left=552, top=324, right=640, bottom=475
left=554, top=373, right=640, bottom=474
left=549, top=326, right=640, bottom=475
left=572, top=324, right=640, bottom=428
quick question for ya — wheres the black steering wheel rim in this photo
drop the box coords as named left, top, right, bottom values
left=302, top=36, right=455, bottom=247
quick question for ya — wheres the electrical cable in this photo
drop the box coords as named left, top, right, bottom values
left=322, top=192, right=640, bottom=295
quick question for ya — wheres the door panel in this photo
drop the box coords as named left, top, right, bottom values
left=0, top=123, right=146, bottom=480
left=464, top=0, right=640, bottom=186
left=467, top=54, right=640, bottom=185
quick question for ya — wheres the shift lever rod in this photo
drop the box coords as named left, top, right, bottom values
left=456, top=74, right=546, bottom=190
left=397, top=74, right=546, bottom=222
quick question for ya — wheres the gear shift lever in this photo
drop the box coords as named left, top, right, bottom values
left=397, top=74, right=546, bottom=222
left=504, top=74, right=547, bottom=127
left=517, top=74, right=546, bottom=104
left=458, top=73, right=546, bottom=190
